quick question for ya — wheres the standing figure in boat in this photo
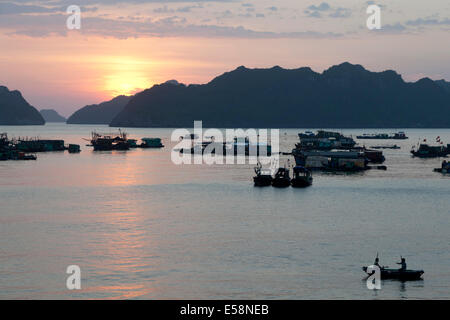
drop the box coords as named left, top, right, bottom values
left=374, top=253, right=381, bottom=268
left=442, top=160, right=449, bottom=173
left=397, top=257, right=407, bottom=271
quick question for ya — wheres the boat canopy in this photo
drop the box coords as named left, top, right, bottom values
left=293, top=166, right=309, bottom=173
left=259, top=169, right=272, bottom=175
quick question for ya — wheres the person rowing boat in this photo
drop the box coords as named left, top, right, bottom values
left=397, top=256, right=407, bottom=271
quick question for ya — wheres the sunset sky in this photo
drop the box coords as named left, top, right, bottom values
left=1, top=0, right=449, bottom=116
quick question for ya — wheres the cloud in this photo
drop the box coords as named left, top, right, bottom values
left=368, top=16, right=450, bottom=34
left=406, top=17, right=450, bottom=26
left=365, top=1, right=387, bottom=10
left=305, top=10, right=322, bottom=18
left=377, top=23, right=407, bottom=33
left=0, top=2, right=56, bottom=14
left=329, top=8, right=351, bottom=18
left=305, top=3, right=351, bottom=19
left=0, top=13, right=343, bottom=39
left=307, top=3, right=330, bottom=11
left=0, top=2, right=97, bottom=15
left=153, top=4, right=203, bottom=13
left=12, top=0, right=234, bottom=5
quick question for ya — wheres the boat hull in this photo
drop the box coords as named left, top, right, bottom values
left=291, top=177, right=312, bottom=188
left=272, top=179, right=291, bottom=188
left=362, top=266, right=424, bottom=280
left=253, top=175, right=272, bottom=187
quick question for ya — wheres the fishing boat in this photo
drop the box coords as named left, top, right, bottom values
left=371, top=144, right=400, bottom=149
left=357, top=132, right=408, bottom=140
left=15, top=138, right=66, bottom=152
left=392, top=131, right=408, bottom=139
left=253, top=163, right=273, bottom=187
left=292, top=149, right=367, bottom=171
left=16, top=152, right=37, bottom=160
left=434, top=160, right=450, bottom=173
left=272, top=167, right=291, bottom=188
left=140, top=138, right=164, bottom=148
left=88, top=130, right=130, bottom=151
left=352, top=147, right=385, bottom=163
left=0, top=150, right=37, bottom=161
left=0, top=133, right=37, bottom=160
left=0, top=133, right=9, bottom=149
left=411, top=143, right=449, bottom=158
left=179, top=136, right=271, bottom=156
left=298, top=130, right=356, bottom=150
left=357, top=133, right=390, bottom=139
left=291, top=166, right=313, bottom=188
left=362, top=266, right=424, bottom=281
left=68, top=144, right=81, bottom=153
left=230, top=137, right=272, bottom=156
left=128, top=139, right=138, bottom=148
left=179, top=137, right=219, bottom=154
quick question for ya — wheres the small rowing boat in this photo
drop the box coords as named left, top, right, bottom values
left=362, top=266, right=424, bottom=280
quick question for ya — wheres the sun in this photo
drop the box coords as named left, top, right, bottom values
left=104, top=73, right=151, bottom=97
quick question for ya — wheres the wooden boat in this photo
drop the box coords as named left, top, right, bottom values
left=140, top=138, right=164, bottom=148
left=291, top=166, right=313, bottom=188
left=128, top=139, right=138, bottom=148
left=357, top=132, right=408, bottom=140
left=411, top=144, right=449, bottom=158
left=88, top=130, right=130, bottom=151
left=272, top=167, right=291, bottom=188
left=68, top=144, right=81, bottom=153
left=371, top=144, right=400, bottom=149
left=434, top=160, right=450, bottom=173
left=0, top=150, right=37, bottom=161
left=352, top=147, right=385, bottom=163
left=15, top=138, right=66, bottom=152
left=357, top=133, right=390, bottom=139
left=230, top=137, right=272, bottom=156
left=362, top=266, right=424, bottom=280
left=298, top=130, right=356, bottom=150
left=253, top=164, right=272, bottom=187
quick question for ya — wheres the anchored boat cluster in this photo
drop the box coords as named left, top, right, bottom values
left=86, top=131, right=164, bottom=151
left=177, top=135, right=271, bottom=156
left=253, top=130, right=449, bottom=188
left=0, top=132, right=81, bottom=161
left=0, top=130, right=165, bottom=161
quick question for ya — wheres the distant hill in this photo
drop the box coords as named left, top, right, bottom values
left=0, top=86, right=45, bottom=125
left=436, top=80, right=450, bottom=93
left=110, top=63, right=450, bottom=128
left=40, top=109, right=66, bottom=122
left=67, top=95, right=131, bottom=124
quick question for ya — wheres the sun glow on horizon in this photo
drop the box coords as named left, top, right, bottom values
left=97, top=56, right=158, bottom=97
left=104, top=73, right=151, bottom=97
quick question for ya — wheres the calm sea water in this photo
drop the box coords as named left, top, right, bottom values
left=0, top=123, right=449, bottom=299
